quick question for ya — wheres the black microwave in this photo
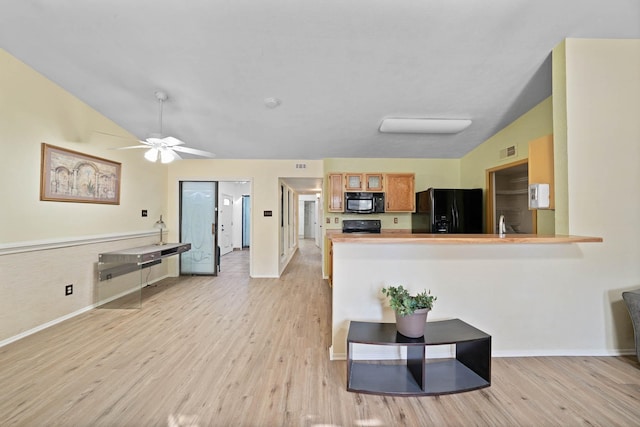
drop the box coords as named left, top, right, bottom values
left=344, top=192, right=385, bottom=214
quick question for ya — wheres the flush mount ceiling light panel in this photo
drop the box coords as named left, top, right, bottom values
left=379, top=118, right=472, bottom=134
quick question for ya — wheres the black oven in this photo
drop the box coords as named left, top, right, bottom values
left=344, top=192, right=385, bottom=214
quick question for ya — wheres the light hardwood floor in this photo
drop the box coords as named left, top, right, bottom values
left=1, top=240, right=639, bottom=426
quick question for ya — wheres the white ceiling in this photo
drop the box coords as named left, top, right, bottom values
left=2, top=0, right=639, bottom=164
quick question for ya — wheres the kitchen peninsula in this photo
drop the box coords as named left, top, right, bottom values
left=328, top=231, right=602, bottom=360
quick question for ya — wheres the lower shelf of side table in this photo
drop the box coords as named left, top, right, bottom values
left=346, top=319, right=491, bottom=396
left=348, top=359, right=489, bottom=396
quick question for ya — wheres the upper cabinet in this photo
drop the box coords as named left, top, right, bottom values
left=365, top=174, right=384, bottom=191
left=345, top=173, right=364, bottom=191
left=384, top=173, right=415, bottom=212
left=328, top=173, right=344, bottom=212
left=528, top=135, right=554, bottom=209
left=327, top=172, right=415, bottom=213
left=344, top=173, right=384, bottom=191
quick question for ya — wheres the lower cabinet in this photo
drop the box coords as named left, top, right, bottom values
left=347, top=319, right=491, bottom=396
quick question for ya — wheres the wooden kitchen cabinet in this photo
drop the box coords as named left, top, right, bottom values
left=328, top=238, right=333, bottom=286
left=385, top=173, right=415, bottom=212
left=365, top=173, right=384, bottom=191
left=344, top=173, right=384, bottom=191
left=344, top=173, right=364, bottom=191
left=528, top=134, right=554, bottom=209
left=328, top=173, right=345, bottom=212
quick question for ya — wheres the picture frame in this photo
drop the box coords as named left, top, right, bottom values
left=40, top=143, right=121, bottom=204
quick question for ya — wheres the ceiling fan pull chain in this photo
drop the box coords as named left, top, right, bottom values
left=158, top=96, right=163, bottom=136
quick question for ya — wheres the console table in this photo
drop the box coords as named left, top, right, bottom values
left=97, top=243, right=191, bottom=308
left=347, top=319, right=491, bottom=396
left=98, top=243, right=191, bottom=281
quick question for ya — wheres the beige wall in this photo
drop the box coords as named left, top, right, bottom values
left=0, top=50, right=167, bottom=243
left=460, top=97, right=555, bottom=232
left=0, top=49, right=168, bottom=343
left=460, top=97, right=553, bottom=187
left=552, top=40, right=570, bottom=234
left=563, top=39, right=640, bottom=352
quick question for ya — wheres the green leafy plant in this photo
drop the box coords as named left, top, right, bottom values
left=381, top=285, right=436, bottom=317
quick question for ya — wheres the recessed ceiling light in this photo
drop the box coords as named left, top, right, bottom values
left=379, top=118, right=472, bottom=134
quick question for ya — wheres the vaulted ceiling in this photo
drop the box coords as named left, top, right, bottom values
left=2, top=1, right=639, bottom=160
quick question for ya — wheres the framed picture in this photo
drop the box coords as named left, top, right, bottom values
left=40, top=143, right=121, bottom=204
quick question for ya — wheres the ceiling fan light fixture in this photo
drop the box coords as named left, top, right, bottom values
left=144, top=148, right=159, bottom=162
left=379, top=118, right=472, bottom=134
left=160, top=148, right=176, bottom=164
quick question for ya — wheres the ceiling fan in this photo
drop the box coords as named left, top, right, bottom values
left=115, top=91, right=214, bottom=163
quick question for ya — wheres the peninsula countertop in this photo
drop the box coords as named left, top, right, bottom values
left=327, top=231, right=602, bottom=244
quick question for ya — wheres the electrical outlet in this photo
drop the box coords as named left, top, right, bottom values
left=334, top=217, right=339, bottom=224
left=141, top=209, right=148, bottom=217
left=394, top=217, right=398, bottom=224
left=326, top=217, right=330, bottom=224
left=65, top=284, right=73, bottom=296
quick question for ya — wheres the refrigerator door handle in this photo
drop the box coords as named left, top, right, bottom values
left=452, top=199, right=459, bottom=232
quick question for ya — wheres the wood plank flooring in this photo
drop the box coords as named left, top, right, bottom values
left=1, top=240, right=639, bottom=426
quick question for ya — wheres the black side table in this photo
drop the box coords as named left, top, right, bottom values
left=347, top=319, right=491, bottom=396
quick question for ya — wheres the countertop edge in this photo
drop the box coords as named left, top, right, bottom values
left=327, top=233, right=603, bottom=244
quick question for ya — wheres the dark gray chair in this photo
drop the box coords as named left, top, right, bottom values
left=622, top=289, right=640, bottom=362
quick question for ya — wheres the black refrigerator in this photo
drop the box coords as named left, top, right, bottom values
left=412, top=188, right=483, bottom=233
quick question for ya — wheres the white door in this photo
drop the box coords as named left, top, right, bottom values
left=303, top=200, right=315, bottom=239
left=218, top=193, right=233, bottom=256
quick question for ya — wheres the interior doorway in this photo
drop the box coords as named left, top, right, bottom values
left=180, top=181, right=251, bottom=276
left=218, top=193, right=233, bottom=256
left=179, top=181, right=219, bottom=275
left=486, top=160, right=536, bottom=234
left=242, top=195, right=250, bottom=249
left=303, top=200, right=315, bottom=239
left=217, top=182, right=251, bottom=273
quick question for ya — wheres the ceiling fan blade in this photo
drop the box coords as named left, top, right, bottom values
left=170, top=150, right=183, bottom=160
left=161, top=136, right=185, bottom=146
left=145, top=137, right=164, bottom=145
left=171, top=146, right=215, bottom=158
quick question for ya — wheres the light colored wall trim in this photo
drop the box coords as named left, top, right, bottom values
left=329, top=347, right=635, bottom=361
left=0, top=304, right=95, bottom=349
left=0, top=230, right=157, bottom=256
left=0, top=274, right=168, bottom=349
left=0, top=234, right=166, bottom=342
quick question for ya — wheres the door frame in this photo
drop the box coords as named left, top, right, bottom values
left=179, top=180, right=219, bottom=276
left=485, top=159, right=537, bottom=235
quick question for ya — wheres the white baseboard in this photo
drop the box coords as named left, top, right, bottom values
left=0, top=304, right=94, bottom=348
left=0, top=274, right=170, bottom=349
left=329, top=345, right=637, bottom=361
left=493, top=349, right=637, bottom=358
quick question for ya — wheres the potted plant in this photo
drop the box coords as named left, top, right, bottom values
left=382, top=285, right=437, bottom=338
